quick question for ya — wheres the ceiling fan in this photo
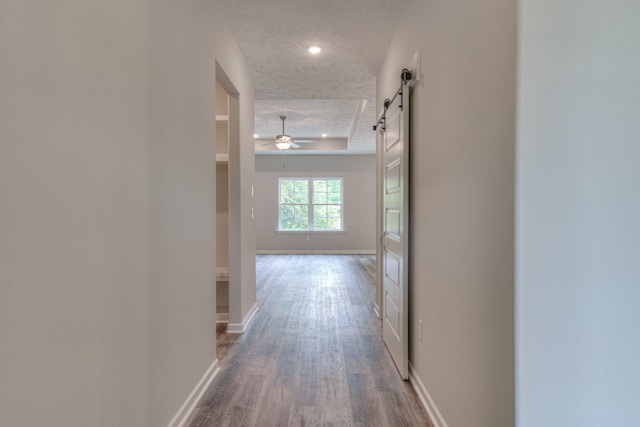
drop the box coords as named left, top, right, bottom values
left=262, top=116, right=316, bottom=150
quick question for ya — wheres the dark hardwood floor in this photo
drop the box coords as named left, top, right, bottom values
left=190, top=254, right=433, bottom=427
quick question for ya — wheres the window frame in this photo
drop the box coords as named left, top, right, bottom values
left=277, top=177, right=344, bottom=233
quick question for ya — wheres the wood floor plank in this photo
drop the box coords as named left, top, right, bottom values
left=188, top=414, right=215, bottom=427
left=254, top=386, right=293, bottom=426
left=288, top=405, right=321, bottom=427
left=379, top=391, right=423, bottom=427
left=316, top=373, right=353, bottom=426
left=189, top=255, right=433, bottom=427
left=347, top=373, right=384, bottom=426
left=219, top=405, right=250, bottom=427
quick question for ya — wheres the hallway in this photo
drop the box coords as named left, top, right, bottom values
left=190, top=255, right=432, bottom=426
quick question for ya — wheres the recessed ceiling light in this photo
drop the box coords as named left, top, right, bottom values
left=322, top=133, right=327, bottom=138
left=308, top=46, right=322, bottom=55
left=253, top=134, right=259, bottom=138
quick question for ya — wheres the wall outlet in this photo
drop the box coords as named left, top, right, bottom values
left=419, top=318, right=423, bottom=342
left=306, top=235, right=310, bottom=242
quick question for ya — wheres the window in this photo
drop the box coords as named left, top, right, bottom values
left=279, top=178, right=343, bottom=231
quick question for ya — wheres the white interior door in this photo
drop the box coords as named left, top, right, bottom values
left=380, top=88, right=409, bottom=379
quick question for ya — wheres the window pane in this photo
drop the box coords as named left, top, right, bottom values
left=280, top=179, right=294, bottom=203
left=293, top=217, right=308, bottom=229
left=327, top=179, right=340, bottom=192
left=327, top=193, right=341, bottom=203
left=314, top=205, right=328, bottom=217
left=294, top=193, right=309, bottom=204
left=328, top=217, right=341, bottom=229
left=281, top=180, right=294, bottom=193
left=314, top=217, right=329, bottom=229
left=280, top=179, right=310, bottom=230
left=281, top=219, right=295, bottom=229
left=311, top=178, right=342, bottom=230
left=327, top=205, right=341, bottom=217
left=281, top=205, right=294, bottom=219
left=280, top=186, right=292, bottom=202
left=294, top=180, right=308, bottom=193
left=314, top=192, right=327, bottom=204
left=314, top=179, right=327, bottom=192
left=294, top=205, right=308, bottom=217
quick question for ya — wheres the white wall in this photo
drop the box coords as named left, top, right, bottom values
left=378, top=0, right=516, bottom=426
left=0, top=1, right=150, bottom=425
left=255, top=154, right=376, bottom=253
left=516, top=1, right=640, bottom=425
left=147, top=2, right=217, bottom=425
left=0, top=1, right=255, bottom=426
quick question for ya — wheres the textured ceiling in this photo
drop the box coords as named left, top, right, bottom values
left=217, top=0, right=407, bottom=153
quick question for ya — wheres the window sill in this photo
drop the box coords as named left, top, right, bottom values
left=275, top=229, right=347, bottom=235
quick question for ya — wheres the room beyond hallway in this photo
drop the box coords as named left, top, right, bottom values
left=189, top=255, right=432, bottom=426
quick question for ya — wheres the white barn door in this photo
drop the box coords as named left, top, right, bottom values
left=379, top=70, right=412, bottom=380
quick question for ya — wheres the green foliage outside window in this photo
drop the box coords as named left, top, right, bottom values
left=279, top=178, right=342, bottom=231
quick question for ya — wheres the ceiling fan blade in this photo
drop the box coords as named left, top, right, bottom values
left=260, top=141, right=276, bottom=146
left=294, top=139, right=316, bottom=143
left=289, top=142, right=301, bottom=149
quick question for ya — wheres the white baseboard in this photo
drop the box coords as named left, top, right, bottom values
left=409, top=362, right=448, bottom=427
left=256, top=249, right=376, bottom=255
left=216, top=312, right=229, bottom=323
left=167, top=358, right=220, bottom=427
left=227, top=302, right=258, bottom=334
left=373, top=303, right=381, bottom=319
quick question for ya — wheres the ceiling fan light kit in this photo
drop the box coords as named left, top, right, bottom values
left=258, top=115, right=316, bottom=151
left=275, top=141, right=291, bottom=150
left=275, top=134, right=292, bottom=144
left=276, top=116, right=292, bottom=150
left=275, top=116, right=297, bottom=150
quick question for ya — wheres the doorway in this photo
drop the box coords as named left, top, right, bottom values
left=214, top=66, right=242, bottom=335
left=216, top=80, right=231, bottom=324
